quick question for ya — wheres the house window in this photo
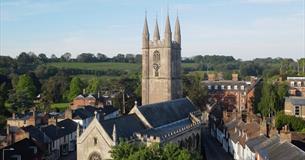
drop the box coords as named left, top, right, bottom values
left=290, top=81, right=295, bottom=87
left=221, top=85, right=225, bottom=90
left=297, top=81, right=302, bottom=87
left=295, top=106, right=300, bottom=116
left=227, top=85, right=231, bottom=90
left=241, top=85, right=245, bottom=90
left=234, top=85, right=238, bottom=90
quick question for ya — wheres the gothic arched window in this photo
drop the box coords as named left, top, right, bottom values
left=153, top=51, right=160, bottom=77
left=88, top=152, right=102, bottom=160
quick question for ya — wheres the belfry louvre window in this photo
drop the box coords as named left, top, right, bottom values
left=153, top=51, right=160, bottom=77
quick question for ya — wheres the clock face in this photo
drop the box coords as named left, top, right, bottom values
left=153, top=63, right=160, bottom=70
left=89, top=152, right=102, bottom=160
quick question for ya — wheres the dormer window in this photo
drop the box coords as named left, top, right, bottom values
left=221, top=85, right=225, bottom=90
left=208, top=85, right=212, bottom=90
left=214, top=85, right=218, bottom=90
left=297, top=81, right=302, bottom=87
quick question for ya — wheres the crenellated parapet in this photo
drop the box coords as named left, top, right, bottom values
left=135, top=120, right=202, bottom=144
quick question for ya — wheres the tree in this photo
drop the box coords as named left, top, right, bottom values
left=86, top=78, right=102, bottom=93
left=275, top=112, right=305, bottom=132
left=183, top=73, right=208, bottom=110
left=38, top=53, right=48, bottom=63
left=41, top=73, right=70, bottom=103
left=68, top=77, right=83, bottom=101
left=61, top=52, right=72, bottom=61
left=110, top=141, right=201, bottom=160
left=77, top=53, right=97, bottom=62
left=96, top=53, right=108, bottom=62
left=16, top=74, right=37, bottom=98
left=258, top=80, right=276, bottom=117
left=7, top=74, right=37, bottom=112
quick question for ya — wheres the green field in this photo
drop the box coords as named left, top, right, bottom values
left=46, top=62, right=140, bottom=72
left=47, top=62, right=198, bottom=71
left=50, top=103, right=70, bottom=111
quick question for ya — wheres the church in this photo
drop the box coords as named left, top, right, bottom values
left=77, top=15, right=203, bottom=160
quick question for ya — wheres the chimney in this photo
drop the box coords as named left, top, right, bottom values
left=208, top=73, right=216, bottom=81
left=83, top=88, right=86, bottom=95
left=6, top=124, right=10, bottom=135
left=232, top=73, right=238, bottom=81
left=217, top=72, right=224, bottom=80
left=280, top=125, right=291, bottom=142
left=12, top=113, right=16, bottom=119
left=65, top=108, right=72, bottom=119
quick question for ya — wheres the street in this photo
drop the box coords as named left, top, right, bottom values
left=202, top=125, right=233, bottom=160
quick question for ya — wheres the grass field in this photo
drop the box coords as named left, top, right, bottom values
left=46, top=62, right=198, bottom=71
left=46, top=62, right=141, bottom=72
left=50, top=103, right=70, bottom=111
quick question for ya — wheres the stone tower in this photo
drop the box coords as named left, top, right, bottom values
left=141, top=15, right=182, bottom=105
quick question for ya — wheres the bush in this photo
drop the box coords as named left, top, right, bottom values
left=275, top=112, right=305, bottom=132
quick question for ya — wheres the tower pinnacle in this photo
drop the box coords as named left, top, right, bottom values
left=174, top=16, right=181, bottom=45
left=153, top=18, right=160, bottom=41
left=164, top=15, right=172, bottom=47
left=142, top=15, right=150, bottom=49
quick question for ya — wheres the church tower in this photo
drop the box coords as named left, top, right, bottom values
left=141, top=15, right=182, bottom=105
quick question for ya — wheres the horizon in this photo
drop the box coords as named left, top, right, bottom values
left=0, top=0, right=304, bottom=60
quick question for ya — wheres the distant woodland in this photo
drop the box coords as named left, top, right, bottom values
left=0, top=52, right=304, bottom=131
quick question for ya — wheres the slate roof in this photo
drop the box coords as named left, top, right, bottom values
left=57, top=119, right=78, bottom=135
left=73, top=107, right=94, bottom=119
left=254, top=135, right=280, bottom=152
left=291, top=132, right=305, bottom=151
left=261, top=141, right=305, bottom=160
left=73, top=106, right=118, bottom=120
left=41, top=125, right=64, bottom=140
left=0, top=138, right=43, bottom=160
left=245, top=135, right=268, bottom=152
left=137, top=118, right=192, bottom=137
left=75, top=94, right=85, bottom=100
left=285, top=96, right=305, bottom=106
left=22, top=125, right=49, bottom=144
left=99, top=114, right=146, bottom=140
left=137, top=98, right=197, bottom=128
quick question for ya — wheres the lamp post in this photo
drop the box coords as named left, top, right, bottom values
left=3, top=148, right=14, bottom=160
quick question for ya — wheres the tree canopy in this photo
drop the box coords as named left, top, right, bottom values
left=68, top=77, right=83, bottom=101
left=110, top=141, right=201, bottom=160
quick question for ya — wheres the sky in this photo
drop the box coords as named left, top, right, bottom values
left=0, top=0, right=304, bottom=60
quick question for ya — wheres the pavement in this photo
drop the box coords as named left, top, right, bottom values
left=202, top=125, right=233, bottom=160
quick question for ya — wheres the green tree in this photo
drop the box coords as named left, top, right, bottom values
left=68, top=77, right=83, bottom=101
left=86, top=78, right=102, bottom=93
left=16, top=74, right=36, bottom=98
left=182, top=73, right=208, bottom=110
left=41, top=74, right=70, bottom=103
left=111, top=141, right=201, bottom=160
left=258, top=80, right=276, bottom=117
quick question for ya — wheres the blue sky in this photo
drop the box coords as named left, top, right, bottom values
left=0, top=0, right=304, bottom=60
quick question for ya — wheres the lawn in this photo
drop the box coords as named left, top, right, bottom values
left=50, top=103, right=70, bottom=111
